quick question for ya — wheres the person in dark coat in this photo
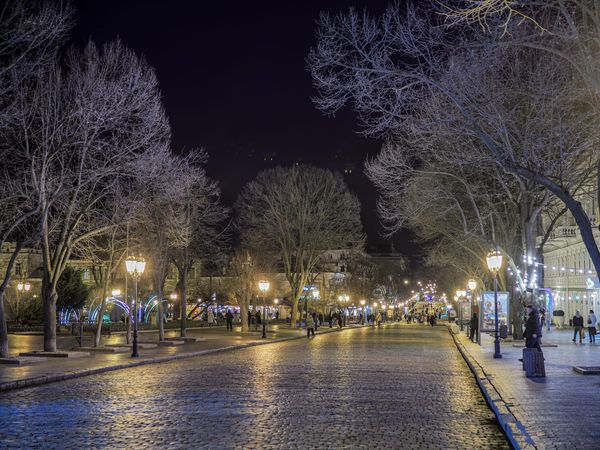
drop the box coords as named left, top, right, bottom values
left=225, top=310, right=234, bottom=331
left=572, top=310, right=584, bottom=343
left=524, top=305, right=541, bottom=350
left=469, top=313, right=478, bottom=342
left=337, top=314, right=343, bottom=328
left=327, top=313, right=333, bottom=328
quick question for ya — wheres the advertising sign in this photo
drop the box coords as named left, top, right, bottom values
left=460, top=302, right=471, bottom=326
left=481, top=291, right=509, bottom=332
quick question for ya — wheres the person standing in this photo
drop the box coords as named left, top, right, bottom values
left=225, top=309, right=233, bottom=331
left=469, top=313, right=478, bottom=342
left=306, top=313, right=315, bottom=338
left=573, top=310, right=584, bottom=343
left=588, top=310, right=597, bottom=343
left=327, top=313, right=333, bottom=328
left=337, top=314, right=343, bottom=329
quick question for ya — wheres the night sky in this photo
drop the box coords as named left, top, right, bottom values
left=72, top=0, right=416, bottom=258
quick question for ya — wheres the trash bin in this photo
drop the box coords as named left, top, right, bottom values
left=499, top=324, right=508, bottom=339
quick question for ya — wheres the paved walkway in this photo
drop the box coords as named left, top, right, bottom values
left=0, top=324, right=509, bottom=449
left=0, top=324, right=354, bottom=391
left=453, top=325, right=600, bottom=449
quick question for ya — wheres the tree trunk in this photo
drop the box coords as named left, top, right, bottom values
left=42, top=277, right=58, bottom=352
left=240, top=297, right=249, bottom=333
left=0, top=290, right=8, bottom=358
left=290, top=296, right=299, bottom=328
left=157, top=286, right=164, bottom=341
left=94, top=273, right=110, bottom=347
left=179, top=268, right=187, bottom=338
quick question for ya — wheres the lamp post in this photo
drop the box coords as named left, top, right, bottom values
left=360, top=299, right=366, bottom=324
left=126, top=255, right=146, bottom=357
left=259, top=281, right=270, bottom=338
left=467, top=279, right=477, bottom=339
left=456, top=290, right=467, bottom=331
left=486, top=249, right=503, bottom=359
left=16, top=281, right=30, bottom=323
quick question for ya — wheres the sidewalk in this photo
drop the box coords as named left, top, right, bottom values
left=0, top=323, right=362, bottom=392
left=450, top=325, right=600, bottom=449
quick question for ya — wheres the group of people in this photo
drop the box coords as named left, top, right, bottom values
left=571, top=310, right=597, bottom=343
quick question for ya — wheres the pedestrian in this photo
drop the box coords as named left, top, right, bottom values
left=337, top=314, right=343, bottom=328
left=588, top=310, right=597, bottom=343
left=428, top=314, right=436, bottom=327
left=469, top=313, right=478, bottom=342
left=328, top=313, right=333, bottom=328
left=306, top=313, right=315, bottom=337
left=225, top=309, right=233, bottom=331
left=207, top=309, right=215, bottom=327
left=312, top=311, right=318, bottom=331
left=572, top=310, right=584, bottom=343
left=255, top=310, right=261, bottom=330
left=318, top=312, right=324, bottom=326
left=375, top=311, right=382, bottom=328
left=523, top=305, right=541, bottom=350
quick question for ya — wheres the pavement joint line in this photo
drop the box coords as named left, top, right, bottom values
left=446, top=324, right=537, bottom=450
left=0, top=325, right=366, bottom=393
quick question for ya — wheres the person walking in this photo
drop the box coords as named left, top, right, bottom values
left=327, top=313, right=333, bottom=328
left=375, top=311, right=382, bottom=328
left=306, top=313, right=315, bottom=338
left=337, top=313, right=343, bottom=329
left=207, top=309, right=215, bottom=327
left=312, top=311, right=318, bottom=331
left=428, top=314, right=436, bottom=327
left=255, top=310, right=261, bottom=331
left=469, top=313, right=478, bottom=342
left=225, top=309, right=233, bottom=331
left=588, top=310, right=597, bottom=343
left=573, top=310, right=584, bottom=343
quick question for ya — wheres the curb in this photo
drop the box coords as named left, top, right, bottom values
left=447, top=326, right=537, bottom=450
left=0, top=325, right=365, bottom=394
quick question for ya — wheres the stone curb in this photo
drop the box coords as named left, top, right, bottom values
left=447, top=325, right=537, bottom=450
left=0, top=325, right=365, bottom=394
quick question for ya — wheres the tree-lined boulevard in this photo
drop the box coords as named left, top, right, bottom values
left=3, top=1, right=600, bottom=448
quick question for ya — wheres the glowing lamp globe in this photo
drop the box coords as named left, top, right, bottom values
left=486, top=250, right=503, bottom=272
left=258, top=280, right=269, bottom=293
left=467, top=279, right=477, bottom=291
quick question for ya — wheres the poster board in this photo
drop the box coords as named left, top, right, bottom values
left=460, top=302, right=472, bottom=326
left=481, top=291, right=509, bottom=332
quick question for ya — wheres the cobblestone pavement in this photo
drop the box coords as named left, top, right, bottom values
left=0, top=324, right=509, bottom=449
left=455, top=327, right=600, bottom=449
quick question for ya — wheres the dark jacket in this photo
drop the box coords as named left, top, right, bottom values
left=469, top=315, right=478, bottom=329
left=524, top=310, right=539, bottom=339
left=573, top=315, right=584, bottom=327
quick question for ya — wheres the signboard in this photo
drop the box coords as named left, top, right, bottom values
left=460, top=302, right=471, bottom=326
left=481, top=291, right=509, bottom=332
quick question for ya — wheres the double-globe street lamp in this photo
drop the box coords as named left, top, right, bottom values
left=456, top=290, right=467, bottom=331
left=467, top=279, right=477, bottom=341
left=486, top=249, right=504, bottom=359
left=259, top=280, right=270, bottom=339
left=126, top=255, right=146, bottom=358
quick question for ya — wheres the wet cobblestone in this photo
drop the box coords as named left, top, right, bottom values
left=0, top=325, right=509, bottom=449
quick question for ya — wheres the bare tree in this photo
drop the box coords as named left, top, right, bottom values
left=0, top=1, right=73, bottom=357
left=170, top=150, right=229, bottom=337
left=10, top=39, right=170, bottom=352
left=309, top=3, right=600, bottom=279
left=236, top=165, right=364, bottom=327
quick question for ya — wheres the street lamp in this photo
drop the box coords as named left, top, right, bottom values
left=486, top=249, right=503, bottom=359
left=259, top=280, right=270, bottom=339
left=360, top=299, right=366, bottom=324
left=126, top=255, right=146, bottom=357
left=467, top=279, right=477, bottom=339
left=111, top=289, right=121, bottom=297
left=456, top=289, right=467, bottom=331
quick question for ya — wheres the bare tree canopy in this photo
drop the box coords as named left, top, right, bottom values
left=236, top=165, right=364, bottom=326
left=308, top=1, right=600, bottom=283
